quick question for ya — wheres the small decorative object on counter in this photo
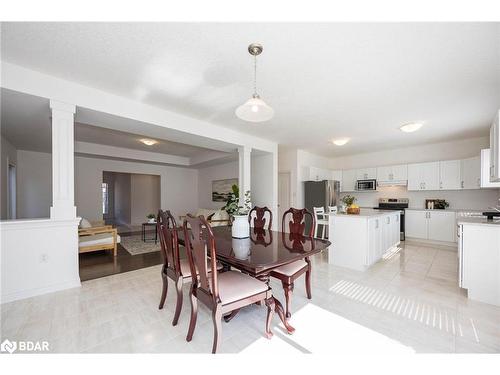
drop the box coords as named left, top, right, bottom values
left=146, top=213, right=156, bottom=223
left=342, top=194, right=360, bottom=215
left=425, top=199, right=449, bottom=209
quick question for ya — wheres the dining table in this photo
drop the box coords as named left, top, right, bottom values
left=177, top=225, right=331, bottom=334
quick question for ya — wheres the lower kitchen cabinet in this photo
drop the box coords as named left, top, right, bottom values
left=405, top=210, right=456, bottom=243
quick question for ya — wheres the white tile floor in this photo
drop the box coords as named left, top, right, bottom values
left=1, top=241, right=499, bottom=353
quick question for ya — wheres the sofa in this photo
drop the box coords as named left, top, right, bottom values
left=78, top=218, right=121, bottom=257
left=181, top=208, right=231, bottom=227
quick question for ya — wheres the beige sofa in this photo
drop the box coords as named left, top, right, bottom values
left=181, top=208, right=231, bottom=227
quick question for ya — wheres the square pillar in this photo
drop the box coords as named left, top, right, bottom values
left=49, top=100, right=77, bottom=220
left=238, top=145, right=251, bottom=206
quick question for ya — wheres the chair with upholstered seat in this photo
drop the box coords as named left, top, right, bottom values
left=271, top=208, right=315, bottom=318
left=183, top=214, right=274, bottom=353
left=157, top=209, right=221, bottom=326
left=248, top=206, right=273, bottom=230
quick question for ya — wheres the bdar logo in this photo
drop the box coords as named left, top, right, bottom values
left=1, top=339, right=17, bottom=354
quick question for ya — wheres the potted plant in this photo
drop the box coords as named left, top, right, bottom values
left=223, top=184, right=252, bottom=238
left=342, top=195, right=360, bottom=215
left=146, top=213, right=156, bottom=223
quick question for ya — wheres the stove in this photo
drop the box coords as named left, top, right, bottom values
left=373, top=198, right=409, bottom=241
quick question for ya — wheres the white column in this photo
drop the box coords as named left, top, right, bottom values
left=50, top=100, right=77, bottom=220
left=238, top=145, right=251, bottom=206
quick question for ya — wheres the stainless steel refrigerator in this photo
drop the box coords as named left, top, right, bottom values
left=303, top=180, right=340, bottom=234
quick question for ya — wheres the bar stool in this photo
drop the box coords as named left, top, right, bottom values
left=313, top=207, right=328, bottom=239
left=326, top=206, right=337, bottom=239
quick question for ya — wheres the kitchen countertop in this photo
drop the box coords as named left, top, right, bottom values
left=457, top=217, right=500, bottom=227
left=330, top=209, right=399, bottom=218
left=404, top=208, right=487, bottom=212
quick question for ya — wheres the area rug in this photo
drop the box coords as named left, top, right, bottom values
left=121, top=234, right=161, bottom=255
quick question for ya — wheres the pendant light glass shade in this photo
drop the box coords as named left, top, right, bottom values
left=236, top=43, right=274, bottom=123
left=235, top=95, right=274, bottom=123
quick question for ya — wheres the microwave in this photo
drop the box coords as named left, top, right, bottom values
left=356, top=179, right=377, bottom=191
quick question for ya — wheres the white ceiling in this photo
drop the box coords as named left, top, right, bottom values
left=0, top=88, right=234, bottom=165
left=1, top=22, right=500, bottom=156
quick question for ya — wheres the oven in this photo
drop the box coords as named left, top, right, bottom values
left=373, top=198, right=409, bottom=241
left=356, top=179, right=377, bottom=191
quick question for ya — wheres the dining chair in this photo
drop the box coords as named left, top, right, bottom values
left=157, top=209, right=221, bottom=326
left=248, top=206, right=273, bottom=230
left=313, top=206, right=328, bottom=239
left=272, top=208, right=316, bottom=318
left=183, top=214, right=274, bottom=353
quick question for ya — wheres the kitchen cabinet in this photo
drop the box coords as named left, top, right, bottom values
left=376, top=164, right=407, bottom=183
left=490, top=111, right=500, bottom=182
left=405, top=209, right=456, bottom=243
left=331, top=170, right=342, bottom=182
left=341, top=169, right=357, bottom=192
left=458, top=222, right=500, bottom=306
left=480, top=149, right=500, bottom=188
left=302, top=166, right=332, bottom=181
left=407, top=162, right=440, bottom=191
left=439, top=160, right=461, bottom=190
left=368, top=217, right=382, bottom=265
left=356, top=167, right=377, bottom=180
left=461, top=156, right=481, bottom=190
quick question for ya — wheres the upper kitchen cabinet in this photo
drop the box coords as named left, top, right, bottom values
left=439, top=160, right=461, bottom=190
left=301, top=166, right=332, bottom=181
left=461, top=156, right=481, bottom=190
left=407, top=162, right=440, bottom=191
left=356, top=168, right=377, bottom=180
left=480, top=149, right=500, bottom=188
left=490, top=111, right=500, bottom=181
left=377, top=164, right=407, bottom=184
left=341, top=169, right=357, bottom=192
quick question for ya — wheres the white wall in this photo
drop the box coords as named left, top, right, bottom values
left=16, top=150, right=52, bottom=219
left=330, top=137, right=490, bottom=169
left=278, top=148, right=299, bottom=207
left=197, top=161, right=238, bottom=210
left=75, top=156, right=198, bottom=222
left=251, top=152, right=274, bottom=208
left=130, top=173, right=161, bottom=225
left=0, top=135, right=17, bottom=219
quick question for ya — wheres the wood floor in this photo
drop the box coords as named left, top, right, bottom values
left=79, top=231, right=162, bottom=281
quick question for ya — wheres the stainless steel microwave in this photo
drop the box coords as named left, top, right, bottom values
left=356, top=179, right=377, bottom=191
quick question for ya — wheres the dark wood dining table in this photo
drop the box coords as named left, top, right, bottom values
left=177, top=225, right=331, bottom=334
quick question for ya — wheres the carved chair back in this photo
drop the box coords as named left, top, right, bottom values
left=183, top=214, right=220, bottom=303
left=157, top=209, right=182, bottom=275
left=282, top=208, right=315, bottom=237
left=248, top=206, right=273, bottom=230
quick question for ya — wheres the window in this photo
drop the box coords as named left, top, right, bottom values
left=102, top=182, right=109, bottom=215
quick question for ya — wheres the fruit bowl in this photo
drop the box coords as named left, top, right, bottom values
left=346, top=207, right=360, bottom=215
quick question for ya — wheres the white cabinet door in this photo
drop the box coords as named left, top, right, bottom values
left=407, top=164, right=422, bottom=191
left=427, top=211, right=456, bottom=243
left=341, top=169, right=357, bottom=192
left=421, top=162, right=440, bottom=190
left=392, top=164, right=408, bottom=181
left=368, top=218, right=381, bottom=265
left=490, top=112, right=500, bottom=181
left=376, top=166, right=392, bottom=182
left=405, top=210, right=428, bottom=239
left=440, top=160, right=462, bottom=190
left=461, top=156, right=481, bottom=190
left=356, top=168, right=377, bottom=180
left=480, top=149, right=500, bottom=188
left=332, top=170, right=342, bottom=182
left=392, top=213, right=400, bottom=246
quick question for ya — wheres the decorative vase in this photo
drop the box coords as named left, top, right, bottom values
left=231, top=215, right=250, bottom=239
left=232, top=237, right=251, bottom=259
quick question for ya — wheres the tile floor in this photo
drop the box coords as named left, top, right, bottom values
left=1, top=241, right=499, bottom=353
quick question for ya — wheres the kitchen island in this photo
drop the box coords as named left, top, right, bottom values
left=328, top=209, right=400, bottom=271
left=457, top=217, right=500, bottom=306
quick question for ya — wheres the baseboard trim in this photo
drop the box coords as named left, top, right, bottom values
left=0, top=278, right=81, bottom=304
left=405, top=237, right=458, bottom=251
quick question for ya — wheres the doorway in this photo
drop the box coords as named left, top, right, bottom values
left=7, top=163, right=16, bottom=219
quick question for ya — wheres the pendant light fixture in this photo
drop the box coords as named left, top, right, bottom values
left=235, top=43, right=274, bottom=123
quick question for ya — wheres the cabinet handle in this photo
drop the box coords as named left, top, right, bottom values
left=440, top=181, right=443, bottom=189
left=461, top=181, right=464, bottom=189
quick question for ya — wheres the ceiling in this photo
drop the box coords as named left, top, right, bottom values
left=0, top=88, right=233, bottom=165
left=1, top=22, right=500, bottom=156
